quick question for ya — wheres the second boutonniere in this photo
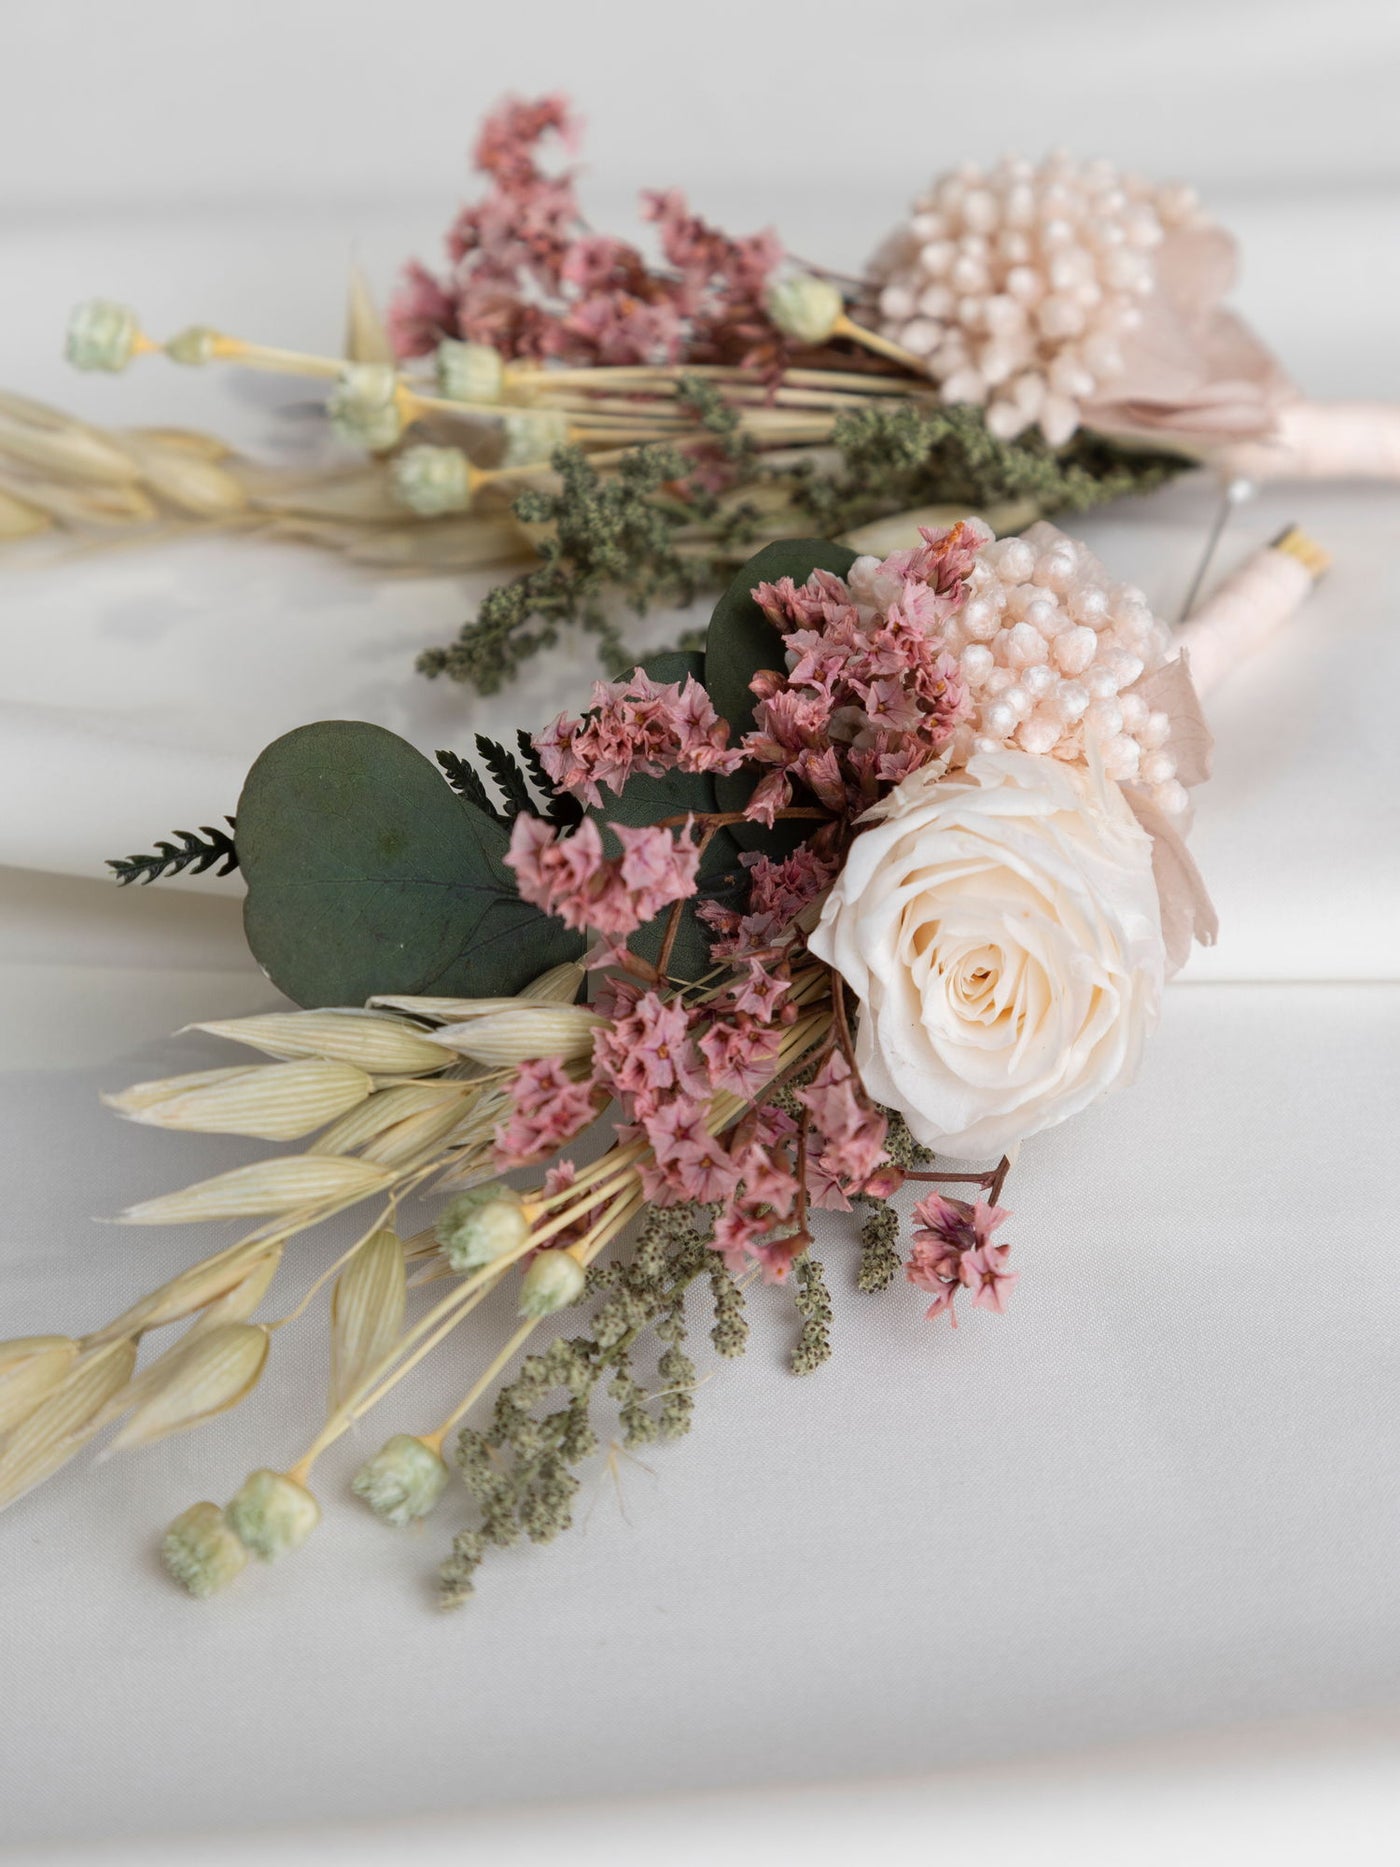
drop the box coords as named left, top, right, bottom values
left=0, top=516, right=1323, bottom=1605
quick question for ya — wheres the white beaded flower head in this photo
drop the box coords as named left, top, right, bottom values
left=869, top=154, right=1211, bottom=447
left=857, top=519, right=1188, bottom=818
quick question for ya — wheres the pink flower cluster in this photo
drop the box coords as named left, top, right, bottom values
left=536, top=668, right=743, bottom=809
left=697, top=845, right=840, bottom=961
left=591, top=981, right=798, bottom=1273
left=795, top=1053, right=896, bottom=1212
left=506, top=814, right=700, bottom=950
left=906, top=1193, right=1017, bottom=1324
left=389, top=94, right=786, bottom=370
left=493, top=1058, right=600, bottom=1167
left=738, top=523, right=982, bottom=826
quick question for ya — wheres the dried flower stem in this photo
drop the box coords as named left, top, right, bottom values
left=425, top=1185, right=646, bottom=1450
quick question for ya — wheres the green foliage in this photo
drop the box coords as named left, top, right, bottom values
left=791, top=1251, right=834, bottom=1374
left=791, top=400, right=1188, bottom=535
left=434, top=749, right=496, bottom=817
left=438, top=1204, right=734, bottom=1606
left=236, top=721, right=583, bottom=1008
left=107, top=820, right=238, bottom=887
left=419, top=379, right=764, bottom=694
left=514, top=731, right=583, bottom=827
left=855, top=1200, right=903, bottom=1294
left=436, top=737, right=581, bottom=828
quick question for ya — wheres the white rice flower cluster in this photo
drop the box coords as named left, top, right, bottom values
left=944, top=522, right=1187, bottom=816
left=870, top=154, right=1207, bottom=446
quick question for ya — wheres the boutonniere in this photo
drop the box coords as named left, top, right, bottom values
left=0, top=512, right=1326, bottom=1603
left=15, top=92, right=1371, bottom=707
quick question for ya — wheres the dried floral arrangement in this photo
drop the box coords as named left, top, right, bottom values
left=21, top=92, right=1386, bottom=695
left=0, top=513, right=1329, bottom=1603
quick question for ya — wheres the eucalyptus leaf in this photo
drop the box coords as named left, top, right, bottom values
left=237, top=721, right=584, bottom=1008
left=705, top=538, right=857, bottom=851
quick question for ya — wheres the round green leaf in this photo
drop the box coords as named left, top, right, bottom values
left=237, top=721, right=583, bottom=1008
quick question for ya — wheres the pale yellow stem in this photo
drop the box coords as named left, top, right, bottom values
left=831, top=313, right=926, bottom=375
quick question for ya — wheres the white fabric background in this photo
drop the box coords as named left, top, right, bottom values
left=2, top=2, right=1400, bottom=1859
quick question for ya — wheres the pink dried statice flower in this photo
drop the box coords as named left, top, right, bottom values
left=387, top=261, right=458, bottom=357
left=727, top=959, right=792, bottom=1021
left=737, top=522, right=983, bottom=827
left=535, top=668, right=743, bottom=809
left=592, top=990, right=709, bottom=1105
left=493, top=1058, right=600, bottom=1167
left=795, top=1051, right=891, bottom=1211
left=697, top=1012, right=782, bottom=1100
left=472, top=94, right=581, bottom=189
left=696, top=844, right=838, bottom=961
left=506, top=814, right=701, bottom=946
left=390, top=94, right=788, bottom=370
left=906, top=1193, right=1016, bottom=1323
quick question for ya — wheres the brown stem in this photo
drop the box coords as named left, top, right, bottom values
left=655, top=894, right=688, bottom=981
left=656, top=818, right=724, bottom=981
left=652, top=806, right=828, bottom=831
left=902, top=1171, right=995, bottom=1184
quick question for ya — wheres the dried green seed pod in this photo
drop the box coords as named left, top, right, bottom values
left=66, top=299, right=141, bottom=372
left=391, top=444, right=473, bottom=516
left=328, top=364, right=404, bottom=451
left=351, top=1434, right=450, bottom=1527
left=161, top=1502, right=249, bottom=1598
left=518, top=1249, right=587, bottom=1319
left=765, top=274, right=844, bottom=346
left=435, top=339, right=504, bottom=405
left=226, top=1469, right=320, bottom=1560
left=435, top=1185, right=530, bottom=1273
left=499, top=408, right=569, bottom=469
left=164, top=325, right=220, bottom=366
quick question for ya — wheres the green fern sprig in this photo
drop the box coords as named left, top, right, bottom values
left=107, top=820, right=239, bottom=887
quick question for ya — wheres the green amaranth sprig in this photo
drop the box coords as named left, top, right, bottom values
left=790, top=401, right=1188, bottom=535
left=438, top=1203, right=735, bottom=1606
left=418, top=379, right=765, bottom=693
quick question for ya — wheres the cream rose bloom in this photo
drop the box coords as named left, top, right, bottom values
left=808, top=750, right=1165, bottom=1160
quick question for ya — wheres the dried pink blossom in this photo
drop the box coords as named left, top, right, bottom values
left=392, top=95, right=788, bottom=370
left=747, top=1232, right=809, bottom=1285
left=493, top=1058, right=599, bottom=1166
left=387, top=261, right=457, bottom=358
left=506, top=814, right=700, bottom=944
left=961, top=1243, right=1019, bottom=1314
left=906, top=1194, right=1015, bottom=1324
left=736, top=526, right=981, bottom=830
left=794, top=1051, right=891, bottom=1206
left=728, top=960, right=791, bottom=1020
left=535, top=669, right=743, bottom=808
left=711, top=1205, right=770, bottom=1275
left=697, top=1012, right=782, bottom=1100
left=591, top=991, right=709, bottom=1104
left=697, top=845, right=839, bottom=961
left=733, top=1142, right=799, bottom=1219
